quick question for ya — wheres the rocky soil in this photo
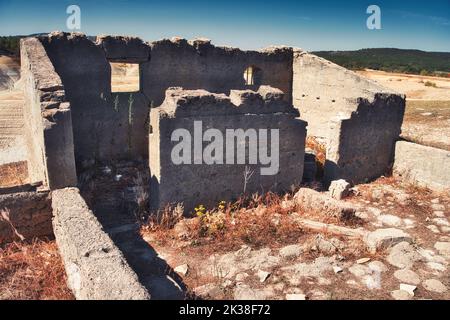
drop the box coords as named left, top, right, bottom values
left=143, top=177, right=450, bottom=300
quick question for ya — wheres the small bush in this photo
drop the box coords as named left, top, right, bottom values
left=424, top=81, right=437, bottom=88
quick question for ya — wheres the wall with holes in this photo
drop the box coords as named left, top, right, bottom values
left=141, top=38, right=293, bottom=107
left=38, top=33, right=294, bottom=170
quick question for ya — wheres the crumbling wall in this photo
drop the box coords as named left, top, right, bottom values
left=39, top=33, right=150, bottom=166
left=0, top=190, right=52, bottom=244
left=52, top=188, right=150, bottom=300
left=149, top=86, right=306, bottom=211
left=325, top=94, right=405, bottom=184
left=393, top=141, right=450, bottom=192
left=37, top=33, right=293, bottom=167
left=20, top=37, right=77, bottom=189
left=142, top=38, right=293, bottom=107
left=293, top=50, right=405, bottom=184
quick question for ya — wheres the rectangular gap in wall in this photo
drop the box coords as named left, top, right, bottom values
left=110, top=62, right=140, bottom=92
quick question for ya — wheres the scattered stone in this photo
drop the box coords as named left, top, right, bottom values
left=378, top=214, right=403, bottom=227
left=329, top=179, right=351, bottom=200
left=387, top=242, right=422, bottom=269
left=433, top=211, right=445, bottom=218
left=394, top=193, right=411, bottom=206
left=285, top=293, right=306, bottom=300
left=426, top=262, right=446, bottom=272
left=174, top=264, right=189, bottom=276
left=257, top=270, right=271, bottom=283
left=403, top=219, right=415, bottom=227
left=234, top=284, right=274, bottom=300
left=349, top=264, right=369, bottom=277
left=441, top=227, right=450, bottom=234
left=235, top=272, right=249, bottom=282
left=431, top=198, right=440, bottom=204
left=363, top=274, right=382, bottom=290
left=311, top=235, right=344, bottom=255
left=357, top=258, right=371, bottom=264
left=433, top=218, right=450, bottom=227
left=431, top=204, right=445, bottom=211
left=333, top=266, right=343, bottom=274
left=346, top=279, right=359, bottom=287
left=194, top=283, right=222, bottom=298
left=365, top=229, right=413, bottom=253
left=394, top=269, right=421, bottom=285
left=209, top=246, right=280, bottom=279
left=368, top=261, right=388, bottom=273
left=399, top=284, right=416, bottom=296
left=423, top=279, right=447, bottom=293
left=427, top=225, right=440, bottom=234
left=391, top=290, right=412, bottom=300
left=279, top=244, right=303, bottom=259
left=367, top=207, right=382, bottom=217
left=434, top=242, right=450, bottom=258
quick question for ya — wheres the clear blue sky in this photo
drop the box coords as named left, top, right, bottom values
left=0, top=0, right=449, bottom=51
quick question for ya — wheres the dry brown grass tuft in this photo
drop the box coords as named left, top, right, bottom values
left=0, top=240, right=73, bottom=300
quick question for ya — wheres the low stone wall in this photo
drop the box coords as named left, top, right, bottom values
left=149, top=86, right=306, bottom=211
left=0, top=190, right=52, bottom=244
left=52, top=188, right=150, bottom=300
left=393, top=141, right=450, bottom=192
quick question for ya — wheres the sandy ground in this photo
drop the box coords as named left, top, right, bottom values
left=357, top=70, right=450, bottom=100
left=356, top=70, right=450, bottom=151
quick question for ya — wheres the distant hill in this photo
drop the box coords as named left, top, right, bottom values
left=313, top=48, right=450, bottom=77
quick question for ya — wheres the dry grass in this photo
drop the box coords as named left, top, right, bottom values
left=0, top=240, right=73, bottom=300
left=0, top=161, right=28, bottom=187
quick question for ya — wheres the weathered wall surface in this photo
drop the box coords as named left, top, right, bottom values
left=150, top=87, right=306, bottom=211
left=325, top=94, right=405, bottom=184
left=52, top=188, right=151, bottom=300
left=293, top=50, right=405, bottom=184
left=0, top=190, right=52, bottom=244
left=20, top=37, right=77, bottom=189
left=40, top=33, right=150, bottom=166
left=38, top=33, right=293, bottom=167
left=142, top=38, right=293, bottom=107
left=393, top=141, right=450, bottom=192
left=292, top=50, right=391, bottom=138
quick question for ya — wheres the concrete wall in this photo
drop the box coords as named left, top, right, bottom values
left=149, top=86, right=306, bottom=211
left=52, top=188, right=151, bottom=300
left=293, top=50, right=405, bottom=184
left=39, top=33, right=151, bottom=166
left=325, top=94, right=405, bottom=184
left=0, top=190, right=52, bottom=244
left=38, top=33, right=293, bottom=168
left=394, top=141, right=450, bottom=192
left=20, top=37, right=77, bottom=189
left=142, top=38, right=293, bottom=107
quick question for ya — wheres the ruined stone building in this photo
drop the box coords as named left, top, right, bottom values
left=4, top=31, right=446, bottom=299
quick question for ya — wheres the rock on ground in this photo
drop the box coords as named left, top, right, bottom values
left=423, top=279, right=447, bottom=293
left=387, top=242, right=422, bottom=269
left=394, top=269, right=421, bottom=285
left=329, top=179, right=351, bottom=200
left=365, top=229, right=413, bottom=253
